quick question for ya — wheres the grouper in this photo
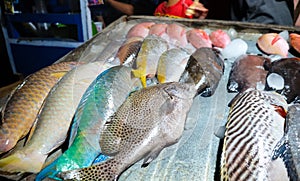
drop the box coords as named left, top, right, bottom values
left=59, top=82, right=196, bottom=180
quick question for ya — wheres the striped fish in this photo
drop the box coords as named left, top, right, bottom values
left=221, top=90, right=289, bottom=181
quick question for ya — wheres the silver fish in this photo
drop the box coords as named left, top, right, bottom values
left=59, top=82, right=196, bottom=180
left=221, top=90, right=289, bottom=181
left=272, top=104, right=300, bottom=181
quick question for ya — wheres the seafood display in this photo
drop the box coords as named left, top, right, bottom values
left=0, top=17, right=300, bottom=181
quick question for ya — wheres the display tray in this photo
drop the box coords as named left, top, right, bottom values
left=1, top=15, right=300, bottom=181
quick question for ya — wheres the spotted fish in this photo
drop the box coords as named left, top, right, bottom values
left=59, top=82, right=196, bottom=180
left=0, top=61, right=78, bottom=154
left=36, top=65, right=142, bottom=180
left=221, top=90, right=289, bottom=181
left=272, top=104, right=300, bottom=181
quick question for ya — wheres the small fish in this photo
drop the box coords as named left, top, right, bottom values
left=209, top=29, right=231, bottom=48
left=157, top=48, right=190, bottom=83
left=0, top=61, right=115, bottom=173
left=0, top=61, right=78, bottom=154
left=36, top=65, right=142, bottom=180
left=221, top=90, right=289, bottom=181
left=186, top=28, right=212, bottom=49
left=116, top=36, right=143, bottom=66
left=264, top=57, right=300, bottom=103
left=126, top=22, right=155, bottom=39
left=289, top=33, right=300, bottom=54
left=58, top=82, right=196, bottom=181
left=227, top=54, right=271, bottom=93
left=179, top=47, right=224, bottom=97
left=257, top=33, right=289, bottom=57
left=131, top=35, right=169, bottom=87
left=272, top=104, right=300, bottom=181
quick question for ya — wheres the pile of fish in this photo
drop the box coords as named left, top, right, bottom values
left=0, top=19, right=299, bottom=181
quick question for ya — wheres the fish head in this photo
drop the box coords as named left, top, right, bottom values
left=162, top=82, right=197, bottom=100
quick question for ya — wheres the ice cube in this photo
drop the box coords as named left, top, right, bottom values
left=267, top=73, right=284, bottom=90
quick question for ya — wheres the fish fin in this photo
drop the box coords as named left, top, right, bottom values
left=142, top=148, right=163, bottom=167
left=271, top=35, right=281, bottom=45
left=0, top=150, right=47, bottom=173
left=131, top=69, right=147, bottom=87
left=35, top=159, right=61, bottom=181
left=92, top=153, right=110, bottom=164
left=50, top=71, right=68, bottom=79
left=271, top=135, right=288, bottom=160
left=214, top=125, right=226, bottom=139
left=99, top=120, right=122, bottom=156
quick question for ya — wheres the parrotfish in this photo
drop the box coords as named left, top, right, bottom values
left=157, top=48, right=190, bottom=83
left=221, top=90, right=289, bottom=181
left=209, top=29, right=231, bottom=48
left=126, top=22, right=155, bottom=39
left=131, top=35, right=169, bottom=87
left=186, top=28, right=212, bottom=49
left=0, top=61, right=115, bottom=174
left=58, top=82, right=196, bottom=181
left=264, top=57, right=300, bottom=103
left=116, top=36, right=143, bottom=66
left=227, top=54, right=271, bottom=93
left=179, top=47, right=224, bottom=97
left=0, top=61, right=78, bottom=154
left=272, top=104, right=300, bottom=181
left=36, top=65, right=142, bottom=180
left=257, top=33, right=289, bottom=57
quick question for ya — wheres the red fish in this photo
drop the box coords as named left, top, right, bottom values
left=126, top=22, right=155, bottom=39
left=257, top=33, right=289, bottom=57
left=290, top=33, right=300, bottom=54
left=186, top=28, right=212, bottom=49
left=166, top=23, right=188, bottom=47
left=209, top=29, right=231, bottom=48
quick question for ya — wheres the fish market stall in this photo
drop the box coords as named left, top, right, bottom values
left=0, top=16, right=300, bottom=181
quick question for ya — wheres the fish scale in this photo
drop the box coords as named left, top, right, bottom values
left=221, top=90, right=288, bottom=181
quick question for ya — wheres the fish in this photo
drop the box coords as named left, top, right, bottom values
left=131, top=35, right=169, bottom=87
left=0, top=61, right=115, bottom=173
left=157, top=48, right=190, bottom=83
left=166, top=23, right=188, bottom=47
left=289, top=33, right=300, bottom=54
left=272, top=104, right=300, bottom=181
left=264, top=57, right=300, bottom=103
left=0, top=61, right=78, bottom=154
left=227, top=54, right=271, bottom=93
left=221, top=90, right=289, bottom=181
left=179, top=47, right=224, bottom=97
left=126, top=22, right=155, bottom=39
left=209, top=29, right=231, bottom=48
left=148, top=23, right=168, bottom=38
left=257, top=33, right=289, bottom=57
left=186, top=28, right=212, bottom=49
left=116, top=36, right=143, bottom=66
left=58, top=82, right=196, bottom=181
left=36, top=65, right=142, bottom=180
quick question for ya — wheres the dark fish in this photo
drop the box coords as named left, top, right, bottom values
left=227, top=54, right=271, bottom=93
left=265, top=57, right=300, bottom=103
left=58, top=82, right=196, bottom=180
left=179, top=47, right=224, bottom=97
left=221, top=90, right=288, bottom=181
left=272, top=104, right=300, bottom=181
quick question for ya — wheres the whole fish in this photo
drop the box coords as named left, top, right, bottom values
left=132, top=35, right=169, bottom=87
left=209, top=29, right=231, bottom=48
left=186, top=28, right=212, bottom=49
left=272, top=104, right=300, bottom=181
left=157, top=48, right=190, bottom=83
left=0, top=61, right=78, bottom=154
left=257, top=33, right=289, bottom=57
left=116, top=36, right=143, bottom=66
left=179, top=47, right=224, bottom=97
left=227, top=54, right=271, bottom=93
left=59, top=82, right=196, bottom=180
left=264, top=57, right=300, bottom=103
left=36, top=65, right=142, bottom=180
left=0, top=61, right=115, bottom=173
left=221, top=90, right=289, bottom=181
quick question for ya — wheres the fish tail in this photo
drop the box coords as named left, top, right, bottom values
left=157, top=74, right=166, bottom=84
left=59, top=159, right=119, bottom=181
left=0, top=150, right=47, bottom=173
left=131, top=69, right=147, bottom=87
left=35, top=159, right=61, bottom=181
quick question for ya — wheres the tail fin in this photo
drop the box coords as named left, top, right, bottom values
left=59, top=159, right=118, bottom=181
left=35, top=159, right=61, bottom=181
left=0, top=150, right=47, bottom=173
